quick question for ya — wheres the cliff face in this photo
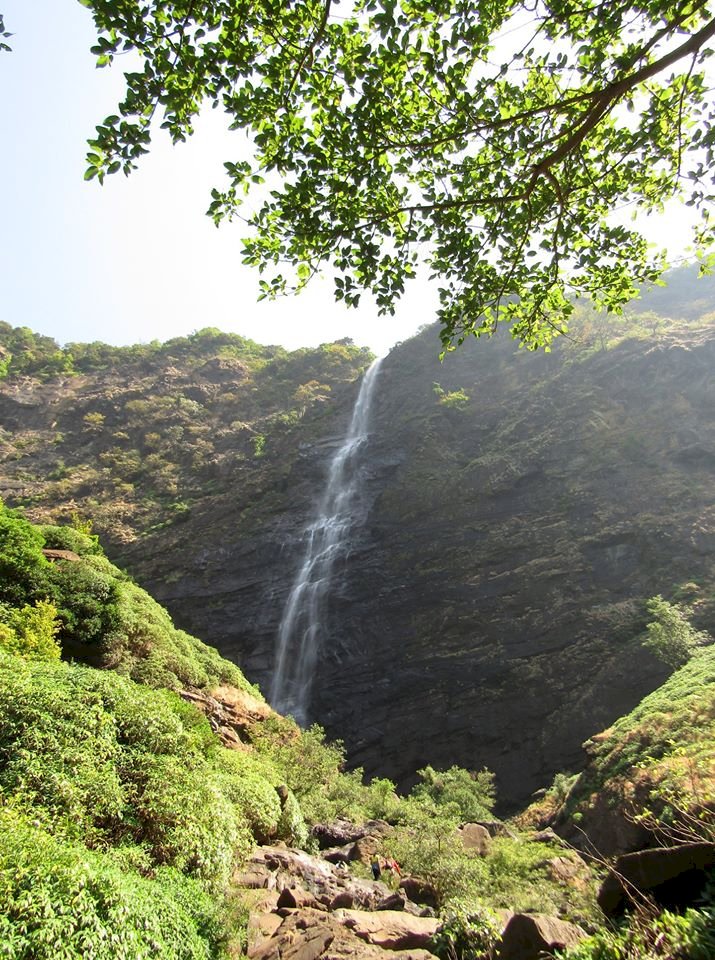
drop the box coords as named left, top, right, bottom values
left=2, top=319, right=714, bottom=811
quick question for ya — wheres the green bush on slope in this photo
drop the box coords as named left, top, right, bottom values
left=0, top=808, right=224, bottom=960
left=0, top=652, right=262, bottom=883
left=565, top=646, right=715, bottom=823
left=0, top=502, right=257, bottom=694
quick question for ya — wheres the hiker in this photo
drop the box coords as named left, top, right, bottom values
left=370, top=856, right=381, bottom=881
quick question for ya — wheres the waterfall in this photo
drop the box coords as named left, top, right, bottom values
left=270, top=358, right=383, bottom=724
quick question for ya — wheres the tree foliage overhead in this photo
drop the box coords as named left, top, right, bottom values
left=74, top=0, right=715, bottom=350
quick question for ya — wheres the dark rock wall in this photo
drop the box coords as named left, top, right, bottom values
left=121, top=325, right=715, bottom=811
left=3, top=322, right=714, bottom=811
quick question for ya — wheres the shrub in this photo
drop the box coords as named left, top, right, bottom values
left=411, top=765, right=496, bottom=822
left=0, top=653, right=252, bottom=887
left=0, top=809, right=224, bottom=960
left=430, top=905, right=501, bottom=960
left=0, top=600, right=61, bottom=660
left=563, top=904, right=715, bottom=959
left=39, top=523, right=102, bottom=557
left=642, top=595, right=711, bottom=669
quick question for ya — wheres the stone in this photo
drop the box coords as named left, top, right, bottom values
left=377, top=890, right=408, bottom=911
left=598, top=842, right=715, bottom=915
left=41, top=548, right=81, bottom=562
left=321, top=844, right=355, bottom=865
left=353, top=836, right=381, bottom=864
left=497, top=913, right=586, bottom=959
left=277, top=887, right=322, bottom=910
left=546, top=856, right=591, bottom=887
left=312, top=819, right=366, bottom=849
left=333, top=908, right=440, bottom=950
left=458, top=823, right=492, bottom=855
left=399, top=876, right=439, bottom=909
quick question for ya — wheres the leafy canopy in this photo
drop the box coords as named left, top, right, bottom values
left=72, top=0, right=715, bottom=350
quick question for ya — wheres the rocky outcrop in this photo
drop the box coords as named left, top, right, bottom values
left=179, top=684, right=272, bottom=750
left=248, top=908, right=438, bottom=960
left=598, top=842, right=715, bottom=915
left=236, top=844, right=440, bottom=960
left=497, top=913, right=586, bottom=960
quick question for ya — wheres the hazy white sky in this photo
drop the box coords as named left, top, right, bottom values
left=1, top=0, right=438, bottom=355
left=0, top=1, right=698, bottom=355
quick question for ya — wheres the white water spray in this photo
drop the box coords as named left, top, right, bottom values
left=271, top=359, right=383, bottom=723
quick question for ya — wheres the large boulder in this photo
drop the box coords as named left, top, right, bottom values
left=334, top=908, right=440, bottom=951
left=312, top=819, right=368, bottom=849
left=312, top=818, right=392, bottom=850
left=497, top=914, right=585, bottom=960
left=399, top=876, right=439, bottom=909
left=598, top=842, right=715, bottom=915
left=458, top=823, right=492, bottom=855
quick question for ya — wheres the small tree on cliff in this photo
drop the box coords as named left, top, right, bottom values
left=9, top=2, right=715, bottom=351
left=642, top=595, right=711, bottom=669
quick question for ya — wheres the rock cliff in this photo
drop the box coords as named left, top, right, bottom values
left=1, top=316, right=713, bottom=811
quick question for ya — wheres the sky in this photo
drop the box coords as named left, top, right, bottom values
left=1, top=1, right=437, bottom=355
left=0, top=2, right=699, bottom=356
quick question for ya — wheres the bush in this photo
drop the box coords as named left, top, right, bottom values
left=39, top=523, right=102, bottom=557
left=430, top=905, right=501, bottom=960
left=643, top=595, right=711, bottom=669
left=0, top=503, right=51, bottom=606
left=411, top=765, right=496, bottom=823
left=0, top=600, right=61, bottom=660
left=563, top=904, right=715, bottom=959
left=0, top=653, right=252, bottom=887
left=0, top=809, right=225, bottom=960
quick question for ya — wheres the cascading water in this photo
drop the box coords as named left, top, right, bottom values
left=270, top=358, right=383, bottom=724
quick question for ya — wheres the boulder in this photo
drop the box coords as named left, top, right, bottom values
left=353, top=836, right=381, bottom=864
left=399, top=876, right=439, bottom=909
left=334, top=908, right=440, bottom=950
left=240, top=845, right=392, bottom=912
left=546, top=856, right=591, bottom=890
left=277, top=887, right=323, bottom=911
left=497, top=914, right=585, bottom=960
left=458, top=823, right=492, bottom=855
left=598, top=842, right=715, bottom=915
left=312, top=819, right=367, bottom=849
left=377, top=890, right=408, bottom=911
left=311, top=818, right=392, bottom=851
left=473, top=820, right=518, bottom=839
left=321, top=844, right=355, bottom=865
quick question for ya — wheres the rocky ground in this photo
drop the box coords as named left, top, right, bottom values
left=235, top=838, right=588, bottom=960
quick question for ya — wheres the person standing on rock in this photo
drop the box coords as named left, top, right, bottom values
left=371, top=856, right=381, bottom=881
